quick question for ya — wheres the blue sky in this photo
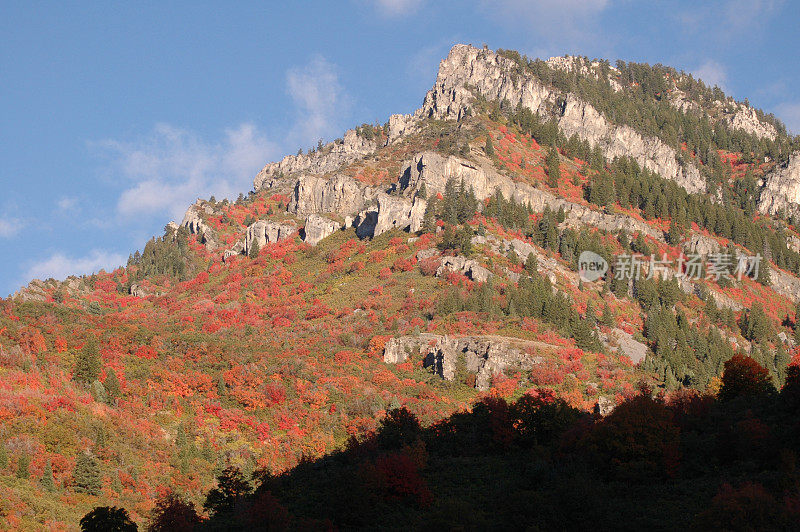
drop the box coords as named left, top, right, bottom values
left=1, top=0, right=798, bottom=296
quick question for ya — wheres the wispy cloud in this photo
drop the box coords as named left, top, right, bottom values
left=370, top=0, right=424, bottom=16
left=286, top=55, right=349, bottom=147
left=92, top=122, right=278, bottom=221
left=0, top=217, right=23, bottom=238
left=678, top=0, right=782, bottom=41
left=775, top=102, right=800, bottom=134
left=482, top=0, right=611, bottom=54
left=693, top=60, right=728, bottom=91
left=57, top=196, right=79, bottom=213
left=22, top=249, right=126, bottom=282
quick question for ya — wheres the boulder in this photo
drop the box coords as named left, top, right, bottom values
left=303, top=214, right=341, bottom=246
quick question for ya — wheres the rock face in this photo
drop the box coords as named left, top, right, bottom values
left=383, top=334, right=541, bottom=390
left=373, top=194, right=427, bottom=236
left=303, top=214, right=341, bottom=246
left=436, top=256, right=491, bottom=283
left=759, top=153, right=800, bottom=217
left=724, top=106, right=777, bottom=140
left=254, top=129, right=377, bottom=191
left=608, top=329, right=648, bottom=364
left=180, top=200, right=219, bottom=249
left=288, top=174, right=374, bottom=218
left=244, top=220, right=297, bottom=252
left=417, top=44, right=705, bottom=194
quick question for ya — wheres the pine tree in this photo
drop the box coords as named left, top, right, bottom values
left=90, top=380, right=107, bottom=403
left=547, top=145, right=561, bottom=188
left=73, top=451, right=102, bottom=495
left=601, top=303, right=614, bottom=327
left=41, top=459, right=55, bottom=492
left=485, top=136, right=495, bottom=157
left=756, top=261, right=771, bottom=286
left=248, top=238, right=260, bottom=259
left=422, top=196, right=438, bottom=233
left=74, top=339, right=101, bottom=384
left=524, top=253, right=538, bottom=274
left=0, top=444, right=6, bottom=469
left=104, top=370, right=121, bottom=402
left=16, top=453, right=29, bottom=479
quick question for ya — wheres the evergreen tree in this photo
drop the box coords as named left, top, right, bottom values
left=756, top=261, right=771, bottom=286
left=203, top=467, right=253, bottom=518
left=16, top=452, right=29, bottom=479
left=422, top=196, right=438, bottom=233
left=485, top=136, right=495, bottom=156
left=742, top=302, right=772, bottom=343
left=74, top=339, right=101, bottom=384
left=79, top=507, right=136, bottom=532
left=524, top=253, right=538, bottom=274
left=0, top=444, right=6, bottom=469
left=104, top=370, right=121, bottom=403
left=547, top=145, right=561, bottom=188
left=601, top=304, right=614, bottom=327
left=90, top=381, right=107, bottom=403
left=73, top=451, right=102, bottom=495
left=248, top=238, right=260, bottom=259
left=41, top=459, right=55, bottom=492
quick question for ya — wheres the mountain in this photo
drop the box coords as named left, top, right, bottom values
left=3, top=44, right=800, bottom=529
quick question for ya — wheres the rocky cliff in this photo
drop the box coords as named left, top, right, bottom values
left=417, top=45, right=706, bottom=194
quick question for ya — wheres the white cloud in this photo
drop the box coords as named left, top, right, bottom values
left=22, top=249, right=126, bottom=282
left=286, top=56, right=349, bottom=147
left=407, top=40, right=455, bottom=82
left=0, top=217, right=23, bottom=238
left=482, top=0, right=611, bottom=53
left=693, top=60, right=728, bottom=91
left=775, top=102, right=800, bottom=135
left=57, top=196, right=79, bottom=213
left=372, top=0, right=423, bottom=16
left=723, top=0, right=781, bottom=31
left=93, top=122, right=278, bottom=221
left=678, top=0, right=782, bottom=40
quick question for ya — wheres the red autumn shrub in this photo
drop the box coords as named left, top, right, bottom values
left=693, top=482, right=787, bottom=530
left=392, top=257, right=415, bottom=272
left=718, top=354, right=775, bottom=402
left=361, top=451, right=432, bottom=507
left=418, top=257, right=441, bottom=276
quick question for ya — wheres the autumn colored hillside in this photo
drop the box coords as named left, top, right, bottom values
left=3, top=45, right=800, bottom=529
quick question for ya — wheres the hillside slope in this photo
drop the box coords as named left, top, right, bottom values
left=3, top=44, right=800, bottom=529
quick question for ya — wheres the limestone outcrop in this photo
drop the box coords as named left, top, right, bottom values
left=417, top=44, right=706, bottom=194
left=244, top=220, right=297, bottom=252
left=758, top=152, right=800, bottom=217
left=180, top=200, right=219, bottom=250
left=253, top=129, right=377, bottom=191
left=303, top=214, right=341, bottom=246
left=383, top=334, right=542, bottom=390
left=288, top=174, right=375, bottom=217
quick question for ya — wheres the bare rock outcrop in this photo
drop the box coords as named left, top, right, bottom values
left=180, top=200, right=219, bottom=249
left=303, top=214, right=341, bottom=246
left=383, top=334, right=542, bottom=390
left=373, top=194, right=427, bottom=236
left=244, top=220, right=297, bottom=252
left=418, top=44, right=705, bottom=194
left=288, top=174, right=375, bottom=217
left=254, top=129, right=377, bottom=191
left=723, top=105, right=777, bottom=140
left=758, top=152, right=800, bottom=217
left=436, top=255, right=491, bottom=283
